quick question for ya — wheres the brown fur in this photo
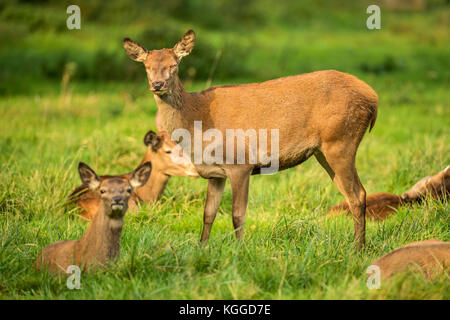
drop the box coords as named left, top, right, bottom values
left=401, top=165, right=450, bottom=202
left=328, top=166, right=449, bottom=220
left=370, top=240, right=450, bottom=280
left=36, top=162, right=152, bottom=274
left=69, top=130, right=198, bottom=220
left=123, top=30, right=379, bottom=248
left=329, top=192, right=402, bottom=221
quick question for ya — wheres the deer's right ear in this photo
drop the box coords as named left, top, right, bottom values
left=143, top=130, right=161, bottom=151
left=173, top=30, right=195, bottom=61
left=78, top=162, right=101, bottom=190
left=130, top=162, right=152, bottom=189
left=123, top=38, right=148, bottom=62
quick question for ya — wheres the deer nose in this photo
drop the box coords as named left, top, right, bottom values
left=112, top=196, right=123, bottom=204
left=152, top=81, right=164, bottom=90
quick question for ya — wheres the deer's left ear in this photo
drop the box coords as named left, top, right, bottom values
left=130, top=162, right=152, bottom=188
left=78, top=162, right=101, bottom=190
left=173, top=30, right=195, bottom=61
left=143, top=130, right=162, bottom=151
left=123, top=38, right=148, bottom=62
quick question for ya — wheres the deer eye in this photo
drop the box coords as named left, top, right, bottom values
left=100, top=189, right=106, bottom=194
left=127, top=188, right=132, bottom=193
left=165, top=150, right=172, bottom=154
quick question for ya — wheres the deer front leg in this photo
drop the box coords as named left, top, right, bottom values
left=200, top=177, right=226, bottom=243
left=228, top=168, right=252, bottom=240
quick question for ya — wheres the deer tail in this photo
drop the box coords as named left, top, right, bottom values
left=368, top=105, right=377, bottom=133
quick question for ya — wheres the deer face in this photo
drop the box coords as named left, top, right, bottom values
left=123, top=30, right=195, bottom=96
left=143, top=130, right=198, bottom=178
left=78, top=162, right=152, bottom=218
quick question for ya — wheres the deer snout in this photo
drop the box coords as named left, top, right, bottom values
left=112, top=196, right=124, bottom=204
left=152, top=81, right=165, bottom=91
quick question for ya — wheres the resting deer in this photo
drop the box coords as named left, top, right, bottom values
left=328, top=165, right=449, bottom=220
left=69, top=130, right=198, bottom=220
left=36, top=162, right=152, bottom=274
left=369, top=240, right=450, bottom=280
left=123, top=30, right=378, bottom=248
left=401, top=165, right=449, bottom=202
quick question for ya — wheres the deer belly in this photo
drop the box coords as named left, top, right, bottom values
left=194, top=164, right=228, bottom=179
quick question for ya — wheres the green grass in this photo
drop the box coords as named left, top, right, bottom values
left=0, top=77, right=448, bottom=299
left=0, top=0, right=449, bottom=300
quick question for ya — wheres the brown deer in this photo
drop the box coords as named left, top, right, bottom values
left=329, top=192, right=402, bottom=221
left=36, top=162, right=152, bottom=274
left=370, top=240, right=450, bottom=280
left=401, top=165, right=450, bottom=202
left=328, top=165, right=449, bottom=220
left=69, top=130, right=198, bottom=220
left=123, top=30, right=378, bottom=248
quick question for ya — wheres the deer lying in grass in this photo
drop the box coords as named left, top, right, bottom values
left=123, top=30, right=378, bottom=248
left=328, top=165, right=449, bottom=220
left=401, top=165, right=450, bottom=202
left=69, top=130, right=198, bottom=220
left=36, top=162, right=152, bottom=274
left=370, top=240, right=450, bottom=280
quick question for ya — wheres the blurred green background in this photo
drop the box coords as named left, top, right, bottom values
left=1, top=0, right=449, bottom=94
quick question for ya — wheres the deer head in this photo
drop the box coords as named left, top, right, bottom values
left=401, top=165, right=450, bottom=202
left=142, top=130, right=198, bottom=177
left=78, top=162, right=152, bottom=218
left=123, top=30, right=195, bottom=95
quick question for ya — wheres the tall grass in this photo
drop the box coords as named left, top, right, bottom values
left=0, top=78, right=448, bottom=299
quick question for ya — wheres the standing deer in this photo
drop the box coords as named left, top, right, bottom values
left=36, top=162, right=152, bottom=274
left=123, top=30, right=378, bottom=248
left=69, top=130, right=198, bottom=220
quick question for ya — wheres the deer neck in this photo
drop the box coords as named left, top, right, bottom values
left=135, top=169, right=170, bottom=203
left=79, top=203, right=124, bottom=261
left=154, top=76, right=198, bottom=134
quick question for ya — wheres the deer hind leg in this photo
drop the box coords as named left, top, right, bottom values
left=200, top=177, right=226, bottom=243
left=315, top=145, right=367, bottom=250
left=228, top=167, right=252, bottom=240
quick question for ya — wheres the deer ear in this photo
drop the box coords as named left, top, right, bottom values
left=173, top=30, right=195, bottom=61
left=123, top=38, right=148, bottom=62
left=130, top=162, right=152, bottom=188
left=78, top=162, right=101, bottom=190
left=143, top=130, right=162, bottom=151
left=443, top=165, right=450, bottom=175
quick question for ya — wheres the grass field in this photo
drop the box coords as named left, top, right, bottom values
left=0, top=1, right=449, bottom=299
